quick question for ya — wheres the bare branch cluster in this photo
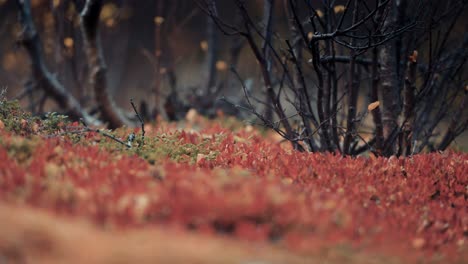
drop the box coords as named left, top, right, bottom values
left=198, top=0, right=467, bottom=156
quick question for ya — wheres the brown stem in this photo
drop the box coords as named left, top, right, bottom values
left=153, top=0, right=164, bottom=117
left=401, top=51, right=417, bottom=156
left=329, top=42, right=341, bottom=152
left=343, top=0, right=360, bottom=155
left=261, top=0, right=275, bottom=122
left=205, top=0, right=219, bottom=91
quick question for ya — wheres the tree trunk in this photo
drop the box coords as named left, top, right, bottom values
left=205, top=1, right=219, bottom=92
left=343, top=0, right=360, bottom=155
left=379, top=0, right=400, bottom=155
left=80, top=0, right=132, bottom=128
left=401, top=50, right=417, bottom=156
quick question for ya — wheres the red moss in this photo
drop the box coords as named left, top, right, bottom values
left=0, top=125, right=466, bottom=262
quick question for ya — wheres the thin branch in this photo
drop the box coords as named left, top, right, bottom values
left=80, top=119, right=131, bottom=148
left=130, top=99, right=145, bottom=148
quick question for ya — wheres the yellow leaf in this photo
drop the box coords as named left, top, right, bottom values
left=316, top=10, right=324, bottom=18
left=154, top=16, right=165, bottom=25
left=334, top=5, right=346, bottom=13
left=63, top=37, right=74, bottom=48
left=200, top=40, right=208, bottom=51
left=100, top=3, right=117, bottom=21
left=367, top=101, right=380, bottom=111
left=216, top=60, right=228, bottom=71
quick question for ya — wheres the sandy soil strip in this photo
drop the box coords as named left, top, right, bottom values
left=0, top=203, right=312, bottom=264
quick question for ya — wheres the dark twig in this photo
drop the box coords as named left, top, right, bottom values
left=130, top=99, right=145, bottom=147
left=80, top=119, right=131, bottom=148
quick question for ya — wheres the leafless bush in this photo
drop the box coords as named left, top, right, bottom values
left=198, top=0, right=467, bottom=156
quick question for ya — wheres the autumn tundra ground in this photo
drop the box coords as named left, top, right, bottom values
left=0, top=103, right=467, bottom=264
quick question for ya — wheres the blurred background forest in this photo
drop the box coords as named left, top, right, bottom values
left=0, top=0, right=467, bottom=155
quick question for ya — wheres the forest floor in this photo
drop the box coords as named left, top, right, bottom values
left=0, top=101, right=467, bottom=264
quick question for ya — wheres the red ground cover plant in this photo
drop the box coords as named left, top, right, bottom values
left=0, top=115, right=467, bottom=263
